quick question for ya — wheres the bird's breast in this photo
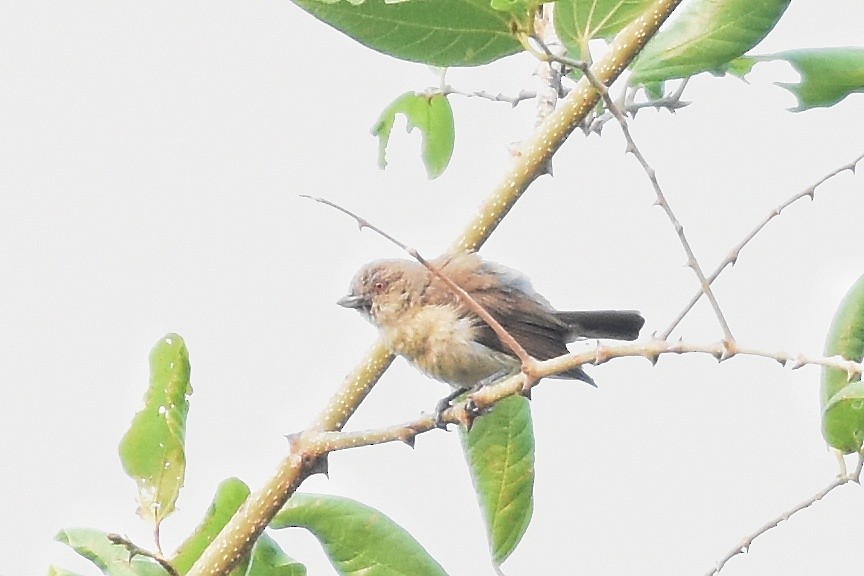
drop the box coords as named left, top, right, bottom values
left=381, top=304, right=517, bottom=388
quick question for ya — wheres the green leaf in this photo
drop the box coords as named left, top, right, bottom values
left=289, top=0, right=525, bottom=67
left=774, top=48, right=864, bottom=111
left=372, top=92, right=455, bottom=179
left=460, top=395, right=534, bottom=565
left=171, top=478, right=251, bottom=574
left=271, top=493, right=447, bottom=576
left=555, top=0, right=652, bottom=56
left=822, top=273, right=864, bottom=453
left=118, top=333, right=192, bottom=530
left=246, top=533, right=307, bottom=576
left=629, top=0, right=790, bottom=84
left=643, top=80, right=665, bottom=100
left=724, top=55, right=758, bottom=79
left=489, top=0, right=530, bottom=14
left=53, top=528, right=168, bottom=576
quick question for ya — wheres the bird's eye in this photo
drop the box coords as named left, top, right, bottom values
left=374, top=281, right=385, bottom=292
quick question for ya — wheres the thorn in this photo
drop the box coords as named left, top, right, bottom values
left=594, top=343, right=611, bottom=364
left=644, top=351, right=659, bottom=366
left=284, top=432, right=301, bottom=447
left=790, top=354, right=807, bottom=370
left=519, top=376, right=535, bottom=398
left=775, top=356, right=788, bottom=367
left=305, top=454, right=329, bottom=478
left=804, top=187, right=816, bottom=200
left=401, top=433, right=417, bottom=449
left=462, top=401, right=481, bottom=432
left=710, top=347, right=723, bottom=361
left=720, top=339, right=738, bottom=361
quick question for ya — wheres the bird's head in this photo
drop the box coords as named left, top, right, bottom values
left=337, top=259, right=427, bottom=326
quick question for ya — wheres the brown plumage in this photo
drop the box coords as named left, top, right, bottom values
left=338, top=253, right=644, bottom=390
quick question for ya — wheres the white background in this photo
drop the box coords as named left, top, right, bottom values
left=2, top=2, right=864, bottom=575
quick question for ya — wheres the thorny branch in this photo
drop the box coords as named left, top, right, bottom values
left=659, top=151, right=864, bottom=339
left=706, top=454, right=864, bottom=576
left=106, top=533, right=180, bottom=576
left=442, top=86, right=539, bottom=107
left=525, top=36, right=736, bottom=347
left=587, top=80, right=690, bottom=134
left=299, top=338, right=864, bottom=451
left=442, top=82, right=688, bottom=120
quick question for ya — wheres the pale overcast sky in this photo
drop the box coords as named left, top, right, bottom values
left=2, top=2, right=864, bottom=575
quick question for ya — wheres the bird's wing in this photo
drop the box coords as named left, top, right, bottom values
left=428, top=254, right=573, bottom=362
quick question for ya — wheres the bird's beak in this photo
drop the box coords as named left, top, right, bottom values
left=337, top=293, right=370, bottom=309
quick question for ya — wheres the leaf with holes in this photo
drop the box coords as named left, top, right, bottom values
left=776, top=48, right=864, bottom=111
left=372, top=92, right=454, bottom=179
left=118, top=333, right=192, bottom=531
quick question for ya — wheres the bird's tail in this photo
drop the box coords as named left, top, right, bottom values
left=557, top=310, right=645, bottom=341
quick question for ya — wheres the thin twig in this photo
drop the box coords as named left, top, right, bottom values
left=660, top=151, right=864, bottom=339
left=706, top=453, right=864, bottom=576
left=442, top=86, right=539, bottom=107
left=589, top=80, right=690, bottom=134
left=533, top=7, right=565, bottom=126
left=473, top=338, right=864, bottom=404
left=302, top=195, right=537, bottom=376
left=526, top=37, right=736, bottom=348
left=106, top=533, right=180, bottom=576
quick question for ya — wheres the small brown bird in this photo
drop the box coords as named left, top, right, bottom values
left=338, top=253, right=644, bottom=400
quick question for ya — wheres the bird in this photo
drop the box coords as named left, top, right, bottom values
left=338, top=252, right=644, bottom=411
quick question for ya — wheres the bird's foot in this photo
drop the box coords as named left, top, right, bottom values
left=434, top=387, right=468, bottom=429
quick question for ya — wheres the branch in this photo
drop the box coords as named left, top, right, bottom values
left=588, top=80, right=690, bottom=134
left=468, top=338, right=864, bottom=408
left=106, top=533, right=179, bottom=576
left=186, top=2, right=686, bottom=575
left=532, top=7, right=565, bottom=126
left=293, top=333, right=864, bottom=456
left=706, top=453, right=864, bottom=576
left=659, top=151, right=864, bottom=339
left=526, top=38, right=735, bottom=346
left=442, top=86, right=538, bottom=107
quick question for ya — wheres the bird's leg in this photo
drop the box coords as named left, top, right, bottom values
left=435, top=387, right=468, bottom=429
left=434, top=369, right=513, bottom=429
